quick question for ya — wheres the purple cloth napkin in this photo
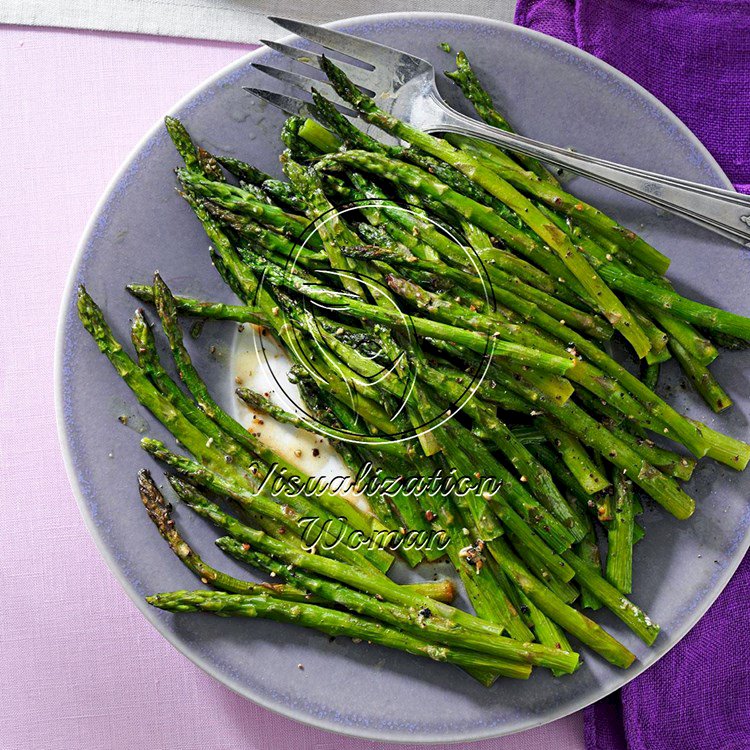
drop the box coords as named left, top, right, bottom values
left=514, top=1, right=750, bottom=748
left=515, top=0, right=750, bottom=193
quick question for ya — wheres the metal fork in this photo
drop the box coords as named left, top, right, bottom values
left=248, top=16, right=750, bottom=248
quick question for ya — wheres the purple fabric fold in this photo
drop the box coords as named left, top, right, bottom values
left=586, top=554, right=750, bottom=750
left=514, top=2, right=750, bottom=748
left=515, top=0, right=750, bottom=193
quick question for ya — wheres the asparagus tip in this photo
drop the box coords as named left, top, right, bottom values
left=138, top=468, right=170, bottom=524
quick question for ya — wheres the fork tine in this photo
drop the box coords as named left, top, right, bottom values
left=259, top=39, right=375, bottom=90
left=244, top=87, right=359, bottom=121
left=252, top=63, right=373, bottom=106
left=268, top=16, right=421, bottom=71
left=244, top=88, right=316, bottom=118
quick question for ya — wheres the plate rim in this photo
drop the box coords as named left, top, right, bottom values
left=54, top=11, right=745, bottom=744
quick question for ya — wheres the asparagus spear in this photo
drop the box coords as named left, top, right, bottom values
left=318, top=61, right=750, bottom=346
left=214, top=156, right=272, bottom=186
left=295, top=114, right=342, bottom=153
left=349, top=249, right=681, bottom=439
left=138, top=468, right=314, bottom=600
left=350, top=165, right=583, bottom=297
left=237, top=253, right=576, bottom=374
left=388, top=254, right=745, bottom=465
left=310, top=327, right=578, bottom=551
left=179, top=169, right=322, bottom=249
left=523, top=203, right=748, bottom=345
left=147, top=590, right=532, bottom=679
left=281, top=151, right=366, bottom=298
left=486, top=537, right=635, bottom=668
left=261, top=178, right=309, bottom=213
left=600, top=419, right=697, bottom=482
left=647, top=305, right=718, bottom=366
left=643, top=362, right=660, bottom=391
left=317, top=63, right=650, bottom=335
left=455, top=223, right=612, bottom=339
left=380, top=272, right=677, bottom=441
left=488, top=367, right=697, bottom=520
left=283, top=147, right=446, bottom=458
left=291, top=364, right=427, bottom=569
left=443, top=132, right=670, bottom=276
left=79, top=286, right=395, bottom=574
left=235, top=387, right=409, bottom=456
left=606, top=471, right=636, bottom=594
left=669, top=339, right=732, bottom=413
left=293, top=376, right=444, bottom=562
left=78, top=286, right=260, bottom=481
left=130, top=308, right=266, bottom=473
left=342, top=235, right=612, bottom=341
left=142, top=435, right=448, bottom=600
left=380, top=200, right=578, bottom=302
left=592, top=257, right=750, bottom=341
left=562, top=547, right=658, bottom=644
left=133, top=304, right=428, bottom=570
left=574, top=517, right=605, bottom=610
left=221, top=541, right=577, bottom=674
left=418, top=477, right=531, bottom=645
left=164, top=116, right=202, bottom=173
left=317, top=145, right=651, bottom=357
left=201, top=201, right=325, bottom=266
left=169, top=475, right=581, bottom=672
left=538, top=420, right=611, bottom=495
left=127, top=284, right=268, bottom=324
left=440, top=421, right=578, bottom=553
left=280, top=114, right=325, bottom=162
left=473, top=410, right=587, bottom=538
left=307, top=89, right=534, bottom=235
left=502, top=526, right=579, bottom=603
left=627, top=303, right=671, bottom=365
left=150, top=274, right=391, bottom=561
left=444, top=51, right=558, bottom=184
left=515, top=588, right=577, bottom=677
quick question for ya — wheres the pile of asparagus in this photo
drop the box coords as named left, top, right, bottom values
left=78, top=50, right=750, bottom=683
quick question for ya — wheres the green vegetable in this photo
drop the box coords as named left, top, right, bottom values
left=147, top=590, right=533, bottom=679
left=81, top=81, right=750, bottom=685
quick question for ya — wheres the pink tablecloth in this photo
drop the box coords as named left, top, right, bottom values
left=0, top=24, right=585, bottom=749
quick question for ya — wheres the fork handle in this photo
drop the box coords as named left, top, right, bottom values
left=433, top=105, right=750, bottom=247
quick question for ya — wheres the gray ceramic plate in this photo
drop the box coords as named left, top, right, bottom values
left=56, top=12, right=750, bottom=743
